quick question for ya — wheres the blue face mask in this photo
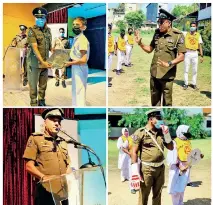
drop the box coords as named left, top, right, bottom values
left=60, top=33, right=65, bottom=38
left=190, top=27, right=196, bottom=32
left=154, top=120, right=164, bottom=129
left=36, top=18, right=46, bottom=28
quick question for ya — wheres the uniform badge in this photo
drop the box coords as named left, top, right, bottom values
left=38, top=10, right=41, bottom=14
left=132, top=135, right=138, bottom=141
left=179, top=37, right=184, bottom=44
left=27, top=139, right=33, bottom=147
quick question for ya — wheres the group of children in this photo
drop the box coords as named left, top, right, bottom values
left=117, top=125, right=204, bottom=204
left=108, top=24, right=134, bottom=87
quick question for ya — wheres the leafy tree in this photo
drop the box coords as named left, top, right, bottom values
left=115, top=20, right=126, bottom=31
left=200, top=22, right=211, bottom=56
left=171, top=4, right=198, bottom=18
left=118, top=108, right=208, bottom=139
left=124, top=11, right=145, bottom=29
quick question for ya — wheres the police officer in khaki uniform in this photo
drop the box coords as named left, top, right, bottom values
left=130, top=109, right=173, bottom=205
left=27, top=7, right=53, bottom=106
left=135, top=9, right=186, bottom=106
left=11, top=25, right=28, bottom=86
left=23, top=108, right=71, bottom=205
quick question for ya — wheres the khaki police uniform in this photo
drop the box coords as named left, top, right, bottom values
left=12, top=33, right=28, bottom=83
left=70, top=33, right=90, bottom=106
left=23, top=108, right=69, bottom=205
left=150, top=27, right=186, bottom=106
left=52, top=37, right=69, bottom=81
left=133, top=127, right=165, bottom=205
left=27, top=25, right=52, bottom=106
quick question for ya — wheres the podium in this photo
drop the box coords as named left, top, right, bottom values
left=4, top=47, right=25, bottom=90
left=41, top=167, right=104, bottom=205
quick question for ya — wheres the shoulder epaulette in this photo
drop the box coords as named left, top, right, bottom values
left=31, top=132, right=43, bottom=136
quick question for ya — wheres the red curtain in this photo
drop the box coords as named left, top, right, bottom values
left=3, top=108, right=74, bottom=205
left=47, top=8, right=68, bottom=24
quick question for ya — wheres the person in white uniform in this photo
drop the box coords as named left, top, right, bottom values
left=117, top=128, right=131, bottom=182
left=183, top=22, right=203, bottom=90
left=167, top=125, right=204, bottom=205
left=64, top=17, right=90, bottom=106
left=108, top=23, right=115, bottom=87
left=115, top=29, right=126, bottom=75
left=124, top=28, right=134, bottom=67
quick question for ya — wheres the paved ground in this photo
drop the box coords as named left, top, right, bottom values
left=3, top=69, right=106, bottom=106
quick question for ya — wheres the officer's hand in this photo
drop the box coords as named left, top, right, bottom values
left=157, top=58, right=169, bottom=68
left=42, top=61, right=52, bottom=68
left=42, top=175, right=57, bottom=182
left=134, top=30, right=141, bottom=44
left=114, top=51, right=117, bottom=56
left=200, top=56, right=204, bottom=63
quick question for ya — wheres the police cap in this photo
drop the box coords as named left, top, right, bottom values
left=19, top=25, right=28, bottom=30
left=32, top=7, right=48, bottom=17
left=41, top=108, right=64, bottom=120
left=157, top=8, right=176, bottom=21
left=146, top=109, right=163, bottom=118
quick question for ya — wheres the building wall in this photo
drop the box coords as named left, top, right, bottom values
left=109, top=127, right=137, bottom=139
left=3, top=3, right=44, bottom=51
left=125, top=3, right=138, bottom=14
left=198, top=6, right=211, bottom=21
left=146, top=3, right=158, bottom=23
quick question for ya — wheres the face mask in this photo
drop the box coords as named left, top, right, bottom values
left=72, top=27, right=82, bottom=35
left=60, top=33, right=65, bottom=38
left=154, top=120, right=164, bottom=129
left=190, top=27, right=196, bottom=32
left=36, top=18, right=46, bottom=28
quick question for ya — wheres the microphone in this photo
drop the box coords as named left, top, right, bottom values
left=56, top=128, right=83, bottom=146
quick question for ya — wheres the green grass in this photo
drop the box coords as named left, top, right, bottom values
left=108, top=138, right=211, bottom=168
left=109, top=32, right=211, bottom=106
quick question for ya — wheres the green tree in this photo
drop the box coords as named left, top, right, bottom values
left=200, top=22, right=211, bottom=56
left=172, top=4, right=198, bottom=18
left=118, top=108, right=207, bottom=139
left=115, top=20, right=126, bottom=31
left=124, top=10, right=145, bottom=29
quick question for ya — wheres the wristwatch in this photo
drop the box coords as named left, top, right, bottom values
left=168, top=61, right=173, bottom=67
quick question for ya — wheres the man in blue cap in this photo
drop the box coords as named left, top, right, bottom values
left=11, top=25, right=28, bottom=86
left=135, top=8, right=186, bottom=106
left=27, top=7, right=53, bottom=106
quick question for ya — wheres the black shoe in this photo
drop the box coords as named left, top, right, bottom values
left=62, top=80, right=66, bottom=88
left=183, top=84, right=188, bottom=90
left=131, top=189, right=136, bottom=194
left=38, top=100, right=46, bottom=106
left=55, top=81, right=60, bottom=87
left=108, top=82, right=112, bottom=87
left=192, top=85, right=199, bottom=90
left=23, top=79, right=28, bottom=86
left=125, top=64, right=131, bottom=67
left=116, top=70, right=120, bottom=75
left=187, top=182, right=195, bottom=187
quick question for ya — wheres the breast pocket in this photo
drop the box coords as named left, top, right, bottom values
left=166, top=41, right=176, bottom=51
left=37, top=37, right=43, bottom=45
left=143, top=135, right=153, bottom=147
left=39, top=146, right=54, bottom=161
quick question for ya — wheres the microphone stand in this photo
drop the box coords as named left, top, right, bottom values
left=58, top=130, right=106, bottom=187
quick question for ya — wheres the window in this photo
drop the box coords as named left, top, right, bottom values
left=200, top=3, right=207, bottom=10
left=206, top=120, right=211, bottom=128
left=207, top=3, right=211, bottom=7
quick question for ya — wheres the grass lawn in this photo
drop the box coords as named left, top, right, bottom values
left=108, top=33, right=211, bottom=106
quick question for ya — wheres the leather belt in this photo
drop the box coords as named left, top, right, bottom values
left=142, top=161, right=164, bottom=167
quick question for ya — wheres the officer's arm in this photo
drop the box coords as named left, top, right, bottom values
left=131, top=145, right=139, bottom=163
left=11, top=38, right=17, bottom=47
left=170, top=52, right=185, bottom=65
left=139, top=42, right=154, bottom=53
left=25, top=160, right=45, bottom=179
left=31, top=43, right=46, bottom=64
